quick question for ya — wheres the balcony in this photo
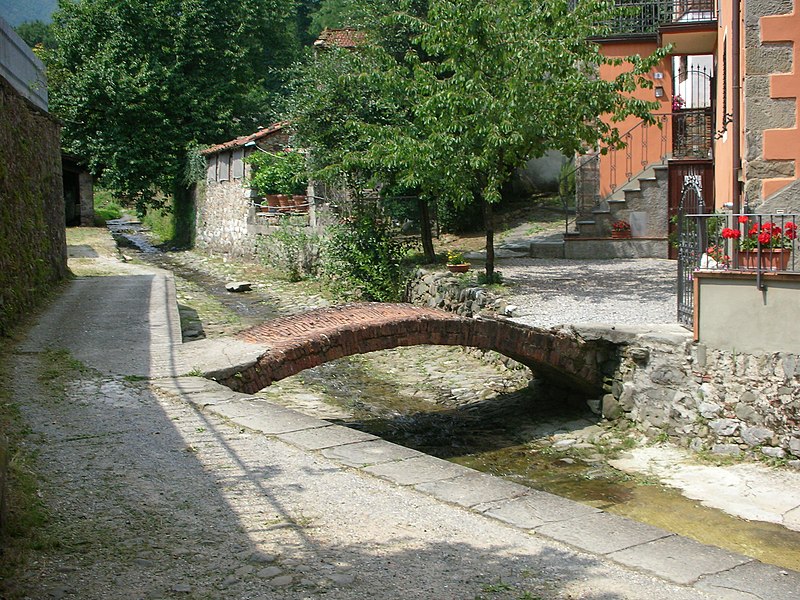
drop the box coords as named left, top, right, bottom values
left=592, top=0, right=717, bottom=38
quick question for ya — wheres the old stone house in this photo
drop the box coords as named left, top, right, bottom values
left=195, top=122, right=290, bottom=257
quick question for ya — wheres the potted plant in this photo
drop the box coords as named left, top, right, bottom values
left=722, top=217, right=796, bottom=270
left=246, top=149, right=308, bottom=213
left=446, top=250, right=470, bottom=273
left=611, top=219, right=632, bottom=239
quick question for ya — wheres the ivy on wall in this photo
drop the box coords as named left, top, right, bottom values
left=0, top=77, right=68, bottom=335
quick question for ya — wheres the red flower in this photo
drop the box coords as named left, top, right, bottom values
left=758, top=231, right=772, bottom=244
left=738, top=215, right=749, bottom=223
left=721, top=227, right=741, bottom=239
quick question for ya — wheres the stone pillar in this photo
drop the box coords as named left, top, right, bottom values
left=743, top=0, right=797, bottom=208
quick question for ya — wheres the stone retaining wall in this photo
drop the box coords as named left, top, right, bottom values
left=405, top=271, right=800, bottom=463
left=404, top=269, right=506, bottom=317
left=0, top=74, right=67, bottom=335
left=607, top=335, right=800, bottom=464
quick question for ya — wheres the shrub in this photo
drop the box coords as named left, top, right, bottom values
left=257, top=216, right=319, bottom=282
left=321, top=210, right=411, bottom=302
left=559, top=159, right=576, bottom=201
left=246, top=150, right=307, bottom=196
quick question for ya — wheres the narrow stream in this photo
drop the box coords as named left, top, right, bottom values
left=127, top=237, right=800, bottom=572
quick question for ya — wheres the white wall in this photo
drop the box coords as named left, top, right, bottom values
left=0, top=16, right=47, bottom=111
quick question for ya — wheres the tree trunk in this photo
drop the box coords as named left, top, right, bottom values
left=483, top=197, right=495, bottom=280
left=417, top=196, right=436, bottom=263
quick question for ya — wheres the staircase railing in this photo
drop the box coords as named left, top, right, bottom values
left=560, top=109, right=713, bottom=234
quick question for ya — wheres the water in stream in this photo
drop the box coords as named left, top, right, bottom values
left=127, top=239, right=800, bottom=572
left=257, top=348, right=800, bottom=573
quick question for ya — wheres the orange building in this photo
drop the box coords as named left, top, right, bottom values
left=568, top=0, right=800, bottom=258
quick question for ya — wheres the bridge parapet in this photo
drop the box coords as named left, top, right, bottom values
left=222, top=303, right=619, bottom=396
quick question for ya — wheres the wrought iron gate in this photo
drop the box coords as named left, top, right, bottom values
left=676, top=174, right=707, bottom=328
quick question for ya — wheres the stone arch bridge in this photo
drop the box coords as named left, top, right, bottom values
left=216, top=303, right=618, bottom=396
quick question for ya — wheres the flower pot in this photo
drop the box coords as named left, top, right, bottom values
left=292, top=194, right=308, bottom=213
left=265, top=194, right=282, bottom=211
left=276, top=194, right=292, bottom=213
left=739, top=249, right=792, bottom=270
left=447, top=263, right=470, bottom=273
left=611, top=230, right=632, bottom=239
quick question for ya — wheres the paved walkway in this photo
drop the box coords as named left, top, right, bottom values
left=16, top=259, right=800, bottom=599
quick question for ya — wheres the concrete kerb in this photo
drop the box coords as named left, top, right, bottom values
left=150, top=376, right=800, bottom=598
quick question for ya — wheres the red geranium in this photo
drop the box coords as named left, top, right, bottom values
left=738, top=218, right=797, bottom=250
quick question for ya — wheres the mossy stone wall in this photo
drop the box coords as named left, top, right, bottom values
left=0, top=75, right=67, bottom=335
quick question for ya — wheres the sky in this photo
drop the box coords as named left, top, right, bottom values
left=0, top=0, right=58, bottom=26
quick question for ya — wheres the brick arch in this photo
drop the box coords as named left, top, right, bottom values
left=221, top=303, right=617, bottom=396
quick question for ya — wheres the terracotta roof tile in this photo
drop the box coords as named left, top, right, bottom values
left=313, top=28, right=366, bottom=49
left=200, top=121, right=288, bottom=156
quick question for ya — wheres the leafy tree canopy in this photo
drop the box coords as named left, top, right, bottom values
left=292, top=0, right=665, bottom=274
left=307, top=0, right=375, bottom=37
left=15, top=20, right=57, bottom=50
left=47, top=0, right=302, bottom=207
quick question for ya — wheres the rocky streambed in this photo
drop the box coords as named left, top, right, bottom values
left=126, top=235, right=800, bottom=572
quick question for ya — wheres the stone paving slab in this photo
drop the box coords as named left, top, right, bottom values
left=213, top=399, right=328, bottom=434
left=320, top=439, right=422, bottom=467
left=363, top=455, right=470, bottom=485
left=152, top=377, right=245, bottom=405
left=695, top=560, right=800, bottom=600
left=608, top=535, right=753, bottom=585
left=277, top=424, right=378, bottom=450
left=474, top=490, right=601, bottom=529
left=175, top=337, right=267, bottom=380
left=414, top=472, right=529, bottom=508
left=535, top=511, right=673, bottom=555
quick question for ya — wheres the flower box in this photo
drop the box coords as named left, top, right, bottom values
left=739, top=249, right=792, bottom=271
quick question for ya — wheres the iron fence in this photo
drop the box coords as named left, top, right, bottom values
left=677, top=212, right=800, bottom=326
left=590, top=0, right=716, bottom=35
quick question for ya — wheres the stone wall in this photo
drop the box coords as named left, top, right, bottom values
left=743, top=0, right=796, bottom=208
left=604, top=330, right=800, bottom=464
left=405, top=269, right=508, bottom=317
left=0, top=74, right=67, bottom=335
left=194, top=178, right=258, bottom=257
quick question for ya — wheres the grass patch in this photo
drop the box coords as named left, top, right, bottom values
left=92, top=187, right=123, bottom=226
left=141, top=206, right=175, bottom=245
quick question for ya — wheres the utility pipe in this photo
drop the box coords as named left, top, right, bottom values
left=731, top=0, right=742, bottom=214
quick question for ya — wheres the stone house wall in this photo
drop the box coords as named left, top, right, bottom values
left=743, top=0, right=797, bottom=208
left=195, top=177, right=259, bottom=257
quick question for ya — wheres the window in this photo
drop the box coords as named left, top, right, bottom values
left=218, top=152, right=231, bottom=181
left=232, top=149, right=244, bottom=179
left=206, top=156, right=217, bottom=183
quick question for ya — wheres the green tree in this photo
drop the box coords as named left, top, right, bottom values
left=307, top=0, right=372, bottom=37
left=295, top=0, right=664, bottom=279
left=47, top=0, right=301, bottom=243
left=14, top=20, right=57, bottom=49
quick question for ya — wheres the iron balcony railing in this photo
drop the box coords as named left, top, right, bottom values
left=680, top=211, right=800, bottom=275
left=560, top=110, right=714, bottom=233
left=589, top=0, right=717, bottom=36
left=676, top=212, right=800, bottom=326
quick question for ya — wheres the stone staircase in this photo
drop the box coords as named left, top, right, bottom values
left=565, top=163, right=669, bottom=259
